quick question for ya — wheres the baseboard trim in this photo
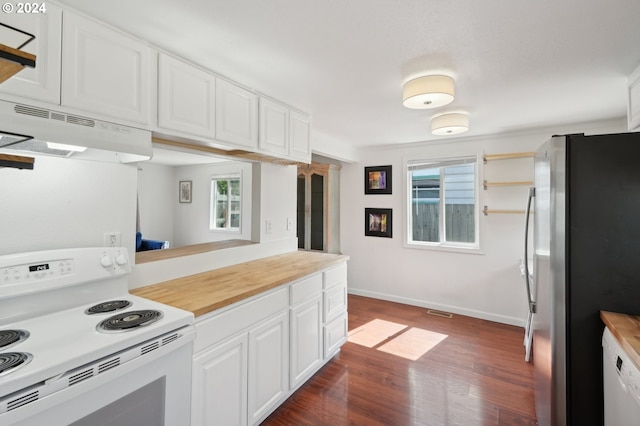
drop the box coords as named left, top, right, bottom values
left=347, top=288, right=525, bottom=327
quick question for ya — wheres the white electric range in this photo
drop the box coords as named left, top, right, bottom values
left=0, top=247, right=194, bottom=425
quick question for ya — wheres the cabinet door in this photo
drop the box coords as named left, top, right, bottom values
left=290, top=296, right=322, bottom=388
left=0, top=3, right=62, bottom=104
left=259, top=98, right=289, bottom=156
left=61, top=11, right=150, bottom=125
left=324, top=311, right=348, bottom=359
left=248, top=311, right=289, bottom=424
left=324, top=283, right=347, bottom=323
left=157, top=53, right=215, bottom=138
left=192, top=334, right=248, bottom=426
left=289, top=110, right=311, bottom=162
left=216, top=79, right=258, bottom=149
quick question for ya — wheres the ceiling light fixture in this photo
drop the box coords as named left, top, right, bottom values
left=402, top=75, right=455, bottom=109
left=431, top=113, right=469, bottom=136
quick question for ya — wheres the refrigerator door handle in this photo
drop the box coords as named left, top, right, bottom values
left=524, top=186, right=536, bottom=314
left=523, top=186, right=536, bottom=362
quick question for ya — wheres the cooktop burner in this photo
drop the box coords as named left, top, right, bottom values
left=0, top=330, right=29, bottom=350
left=85, top=300, right=132, bottom=315
left=0, top=352, right=32, bottom=377
left=97, top=310, right=163, bottom=333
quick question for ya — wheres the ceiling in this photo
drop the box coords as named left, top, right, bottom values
left=58, top=0, right=640, bottom=157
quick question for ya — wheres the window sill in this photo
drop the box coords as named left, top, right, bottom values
left=404, top=241, right=484, bottom=255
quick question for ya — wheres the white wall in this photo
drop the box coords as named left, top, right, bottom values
left=137, top=161, right=253, bottom=246
left=174, top=161, right=253, bottom=245
left=341, top=119, right=627, bottom=326
left=0, top=155, right=138, bottom=256
left=137, top=162, right=175, bottom=244
left=256, top=163, right=298, bottom=242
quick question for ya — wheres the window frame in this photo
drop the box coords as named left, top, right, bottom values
left=209, top=173, right=242, bottom=233
left=403, top=153, right=483, bottom=253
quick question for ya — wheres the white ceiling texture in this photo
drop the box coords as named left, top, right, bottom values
left=58, top=0, right=640, bottom=160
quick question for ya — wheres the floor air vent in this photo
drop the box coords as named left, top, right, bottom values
left=426, top=309, right=453, bottom=319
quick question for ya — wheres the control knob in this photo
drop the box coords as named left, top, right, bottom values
left=100, top=256, right=113, bottom=268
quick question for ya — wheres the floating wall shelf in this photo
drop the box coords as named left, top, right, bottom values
left=483, top=151, right=534, bottom=163
left=0, top=23, right=37, bottom=84
left=483, top=206, right=531, bottom=216
left=483, top=180, right=534, bottom=190
left=0, top=153, right=34, bottom=170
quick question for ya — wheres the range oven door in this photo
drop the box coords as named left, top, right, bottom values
left=1, top=328, right=194, bottom=426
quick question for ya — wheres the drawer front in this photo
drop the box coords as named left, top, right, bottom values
left=290, top=274, right=322, bottom=305
left=324, top=311, right=348, bottom=359
left=323, top=283, right=347, bottom=323
left=194, top=287, right=288, bottom=353
left=323, top=263, right=347, bottom=290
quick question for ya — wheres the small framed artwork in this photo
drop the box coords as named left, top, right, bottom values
left=364, top=165, right=392, bottom=194
left=179, top=180, right=192, bottom=203
left=364, top=208, right=392, bottom=238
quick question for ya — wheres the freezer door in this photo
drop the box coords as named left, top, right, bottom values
left=533, top=136, right=567, bottom=426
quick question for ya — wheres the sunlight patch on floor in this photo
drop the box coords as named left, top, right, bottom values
left=348, top=319, right=448, bottom=360
left=378, top=327, right=448, bottom=361
left=348, top=319, right=408, bottom=347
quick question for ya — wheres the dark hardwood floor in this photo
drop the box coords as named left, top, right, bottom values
left=262, top=295, right=536, bottom=426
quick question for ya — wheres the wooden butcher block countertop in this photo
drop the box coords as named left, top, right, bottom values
left=601, top=311, right=640, bottom=368
left=131, top=251, right=349, bottom=318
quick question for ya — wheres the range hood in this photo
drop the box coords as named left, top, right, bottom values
left=0, top=100, right=153, bottom=163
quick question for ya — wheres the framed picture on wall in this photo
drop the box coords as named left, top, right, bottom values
left=179, top=180, right=192, bottom=203
left=364, top=165, right=392, bottom=194
left=364, top=208, right=392, bottom=238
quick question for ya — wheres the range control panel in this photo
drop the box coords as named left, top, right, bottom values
left=0, top=247, right=130, bottom=299
left=1, top=258, right=75, bottom=285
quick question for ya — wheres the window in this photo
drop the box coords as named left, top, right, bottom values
left=406, top=155, right=479, bottom=250
left=210, top=174, right=241, bottom=231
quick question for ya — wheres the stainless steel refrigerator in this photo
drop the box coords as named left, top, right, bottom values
left=526, top=132, right=640, bottom=425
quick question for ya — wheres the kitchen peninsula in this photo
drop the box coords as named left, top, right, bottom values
left=132, top=250, right=349, bottom=425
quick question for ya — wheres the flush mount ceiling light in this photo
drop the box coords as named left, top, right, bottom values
left=402, top=75, right=455, bottom=109
left=431, top=113, right=469, bottom=136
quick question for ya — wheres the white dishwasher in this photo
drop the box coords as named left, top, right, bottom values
left=602, top=326, right=640, bottom=425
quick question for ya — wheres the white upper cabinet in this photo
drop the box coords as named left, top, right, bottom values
left=215, top=79, right=258, bottom=149
left=0, top=3, right=62, bottom=104
left=289, top=110, right=311, bottom=162
left=259, top=97, right=289, bottom=156
left=157, top=53, right=215, bottom=139
left=61, top=11, right=151, bottom=126
left=259, top=97, right=311, bottom=162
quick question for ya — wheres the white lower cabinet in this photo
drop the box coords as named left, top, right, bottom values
left=192, top=333, right=248, bottom=426
left=290, top=295, right=322, bottom=388
left=248, top=311, right=289, bottom=424
left=322, top=264, right=348, bottom=359
left=191, top=262, right=347, bottom=426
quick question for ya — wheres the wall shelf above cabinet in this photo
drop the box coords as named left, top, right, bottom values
left=0, top=23, right=36, bottom=84
left=0, top=153, right=34, bottom=170
left=483, top=180, right=533, bottom=190
left=483, top=151, right=534, bottom=163
left=483, top=206, right=529, bottom=216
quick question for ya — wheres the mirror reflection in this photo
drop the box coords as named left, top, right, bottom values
left=136, top=144, right=253, bottom=262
